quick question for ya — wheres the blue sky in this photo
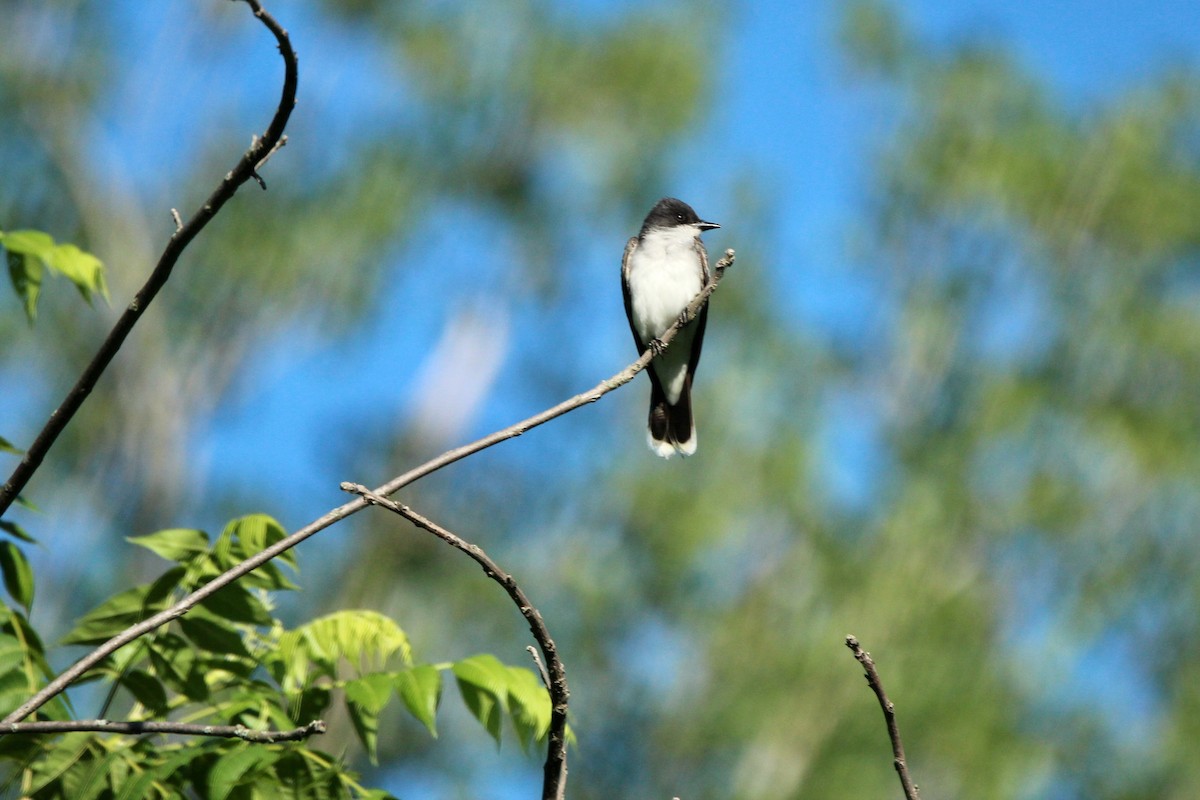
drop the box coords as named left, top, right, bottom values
left=181, top=0, right=1200, bottom=518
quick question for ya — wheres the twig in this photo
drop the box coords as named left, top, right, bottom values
left=2, top=718, right=325, bottom=743
left=373, top=248, right=734, bottom=493
left=526, top=645, right=551, bottom=690
left=342, top=483, right=568, bottom=800
left=0, top=0, right=299, bottom=518
left=845, top=635, right=921, bottom=800
left=0, top=250, right=734, bottom=728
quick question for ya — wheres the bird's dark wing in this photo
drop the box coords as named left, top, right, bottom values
left=620, top=236, right=646, bottom=355
left=687, top=239, right=711, bottom=379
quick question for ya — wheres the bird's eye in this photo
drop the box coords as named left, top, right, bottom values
left=676, top=214, right=684, bottom=221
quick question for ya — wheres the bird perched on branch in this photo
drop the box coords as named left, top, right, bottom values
left=621, top=197, right=719, bottom=458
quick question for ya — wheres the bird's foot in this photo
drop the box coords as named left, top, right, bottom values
left=648, top=338, right=667, bottom=357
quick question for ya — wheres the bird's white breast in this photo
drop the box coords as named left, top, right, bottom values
left=627, top=228, right=703, bottom=343
left=627, top=226, right=703, bottom=404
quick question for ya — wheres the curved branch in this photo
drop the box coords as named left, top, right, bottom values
left=0, top=249, right=734, bottom=727
left=845, top=635, right=921, bottom=800
left=2, top=718, right=325, bottom=743
left=342, top=483, right=568, bottom=800
left=0, top=0, right=299, bottom=517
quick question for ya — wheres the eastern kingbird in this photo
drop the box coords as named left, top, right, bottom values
left=621, top=197, right=719, bottom=458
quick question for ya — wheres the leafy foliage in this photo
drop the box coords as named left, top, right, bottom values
left=0, top=515, right=559, bottom=797
left=1, top=229, right=108, bottom=322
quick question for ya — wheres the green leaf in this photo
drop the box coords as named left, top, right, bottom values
left=146, top=565, right=186, bottom=604
left=270, top=750, right=323, bottom=798
left=231, top=514, right=296, bottom=568
left=144, top=632, right=192, bottom=685
left=505, top=665, right=552, bottom=751
left=274, top=610, right=411, bottom=692
left=179, top=613, right=251, bottom=657
left=345, top=672, right=393, bottom=713
left=0, top=229, right=55, bottom=260
left=345, top=674, right=393, bottom=763
left=120, top=669, right=168, bottom=715
left=113, top=744, right=204, bottom=800
left=0, top=634, right=27, bottom=678
left=0, top=648, right=34, bottom=717
left=64, top=747, right=122, bottom=800
left=208, top=515, right=298, bottom=591
left=127, top=528, right=210, bottom=563
left=0, top=606, right=53, bottom=680
left=0, top=435, right=22, bottom=455
left=13, top=494, right=40, bottom=512
left=26, top=731, right=95, bottom=794
left=198, top=583, right=271, bottom=626
left=0, top=541, right=34, bottom=612
left=111, top=764, right=160, bottom=800
left=7, top=250, right=42, bottom=321
left=218, top=693, right=296, bottom=733
left=292, top=684, right=333, bottom=728
left=1, top=230, right=106, bottom=320
left=208, top=744, right=282, bottom=800
left=396, top=664, right=441, bottom=736
left=0, top=519, right=36, bottom=543
left=49, top=242, right=108, bottom=304
left=103, top=752, right=132, bottom=798
left=453, top=654, right=510, bottom=745
left=61, top=582, right=172, bottom=645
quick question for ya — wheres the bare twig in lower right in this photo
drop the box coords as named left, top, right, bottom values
left=845, top=635, right=921, bottom=800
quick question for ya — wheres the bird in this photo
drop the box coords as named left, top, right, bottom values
left=621, top=197, right=719, bottom=458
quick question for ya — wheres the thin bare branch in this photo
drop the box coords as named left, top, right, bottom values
left=343, top=482, right=568, bottom=800
left=527, top=645, right=551, bottom=690
left=845, top=635, right=921, bottom=800
left=0, top=249, right=734, bottom=728
left=2, top=719, right=325, bottom=743
left=0, top=0, right=299, bottom=517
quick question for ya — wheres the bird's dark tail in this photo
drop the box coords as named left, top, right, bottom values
left=647, top=378, right=697, bottom=459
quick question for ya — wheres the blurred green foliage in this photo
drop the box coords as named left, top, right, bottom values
left=636, top=3, right=1200, bottom=798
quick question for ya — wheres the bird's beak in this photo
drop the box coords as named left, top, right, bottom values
left=697, top=221, right=720, bottom=231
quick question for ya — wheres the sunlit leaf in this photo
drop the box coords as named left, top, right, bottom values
left=127, top=528, right=210, bottom=563
left=345, top=673, right=392, bottom=762
left=1, top=229, right=107, bottom=319
left=0, top=229, right=55, bottom=260
left=274, top=610, right=411, bottom=692
left=48, top=242, right=109, bottom=304
left=395, top=664, right=441, bottom=737
left=453, top=654, right=510, bottom=745
left=504, top=665, right=552, bottom=751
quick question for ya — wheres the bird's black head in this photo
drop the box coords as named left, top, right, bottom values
left=640, top=197, right=720, bottom=235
